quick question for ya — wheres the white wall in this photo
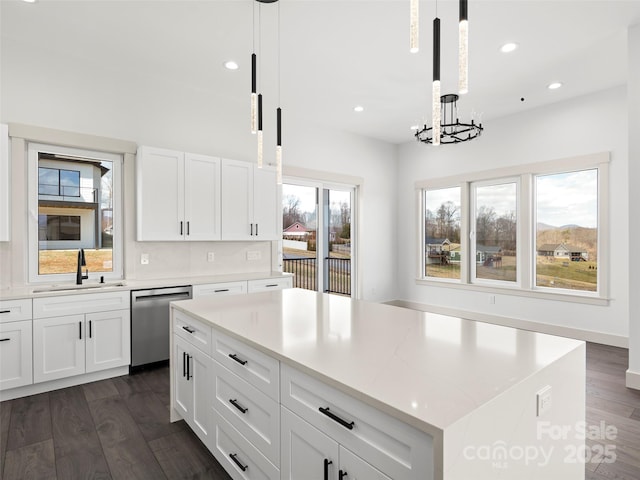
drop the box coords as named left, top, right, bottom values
left=396, top=86, right=629, bottom=342
left=0, top=25, right=397, bottom=301
left=627, top=24, right=640, bottom=388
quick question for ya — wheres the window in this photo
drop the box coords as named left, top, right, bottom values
left=28, top=143, right=123, bottom=282
left=471, top=180, right=518, bottom=284
left=417, top=153, right=608, bottom=302
left=424, top=187, right=461, bottom=280
left=535, top=169, right=598, bottom=292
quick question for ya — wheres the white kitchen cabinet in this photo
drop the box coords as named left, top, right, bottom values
left=221, top=158, right=278, bottom=241
left=173, top=325, right=212, bottom=445
left=339, top=446, right=392, bottom=480
left=33, top=314, right=85, bottom=383
left=246, top=276, right=292, bottom=293
left=85, top=310, right=131, bottom=373
left=0, top=320, right=33, bottom=390
left=193, top=281, right=247, bottom=298
left=137, top=146, right=221, bottom=241
left=0, top=123, right=9, bottom=242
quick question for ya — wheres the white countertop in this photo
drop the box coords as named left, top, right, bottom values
left=0, top=271, right=291, bottom=300
left=171, top=288, right=584, bottom=437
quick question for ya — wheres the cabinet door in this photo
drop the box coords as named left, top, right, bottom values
left=252, top=166, right=278, bottom=240
left=136, top=146, right=185, bottom=241
left=33, top=315, right=85, bottom=383
left=85, top=310, right=130, bottom=373
left=0, top=123, right=9, bottom=242
left=339, top=446, right=391, bottom=480
left=184, top=153, right=221, bottom=241
left=281, top=407, right=339, bottom=480
left=221, top=158, right=253, bottom=240
left=191, top=345, right=212, bottom=444
left=173, top=336, right=193, bottom=420
left=0, top=320, right=33, bottom=390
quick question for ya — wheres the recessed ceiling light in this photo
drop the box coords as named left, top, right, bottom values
left=547, top=82, right=563, bottom=90
left=354, top=105, right=364, bottom=113
left=224, top=60, right=239, bottom=70
left=22, top=0, right=37, bottom=3
left=500, top=42, right=518, bottom=53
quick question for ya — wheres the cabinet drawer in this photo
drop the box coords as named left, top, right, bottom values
left=246, top=277, right=292, bottom=293
left=211, top=328, right=279, bottom=401
left=281, top=364, right=433, bottom=480
left=213, top=360, right=280, bottom=467
left=0, top=299, right=32, bottom=323
left=0, top=320, right=33, bottom=390
left=173, top=309, right=212, bottom=354
left=193, top=281, right=247, bottom=298
left=33, top=291, right=129, bottom=319
left=212, top=407, right=280, bottom=480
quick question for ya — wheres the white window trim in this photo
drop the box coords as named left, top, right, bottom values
left=416, top=151, right=610, bottom=305
left=27, top=142, right=124, bottom=283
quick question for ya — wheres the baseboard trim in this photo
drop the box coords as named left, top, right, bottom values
left=0, top=366, right=129, bottom=402
left=386, top=299, right=628, bottom=348
left=626, top=369, right=640, bottom=390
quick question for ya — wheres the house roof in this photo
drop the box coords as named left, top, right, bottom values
left=283, top=222, right=308, bottom=233
left=476, top=245, right=502, bottom=254
left=538, top=243, right=586, bottom=253
left=425, top=237, right=450, bottom=246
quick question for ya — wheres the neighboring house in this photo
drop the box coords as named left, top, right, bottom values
left=537, top=243, right=589, bottom=261
left=425, top=237, right=451, bottom=265
left=283, top=221, right=308, bottom=237
left=476, top=244, right=503, bottom=265
left=38, top=156, right=109, bottom=250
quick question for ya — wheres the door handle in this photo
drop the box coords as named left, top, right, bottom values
left=229, top=398, right=248, bottom=414
left=256, top=223, right=259, bottom=236
left=183, top=352, right=187, bottom=378
left=180, top=221, right=183, bottom=235
left=182, top=325, right=196, bottom=334
left=79, top=321, right=82, bottom=340
left=319, top=407, right=354, bottom=430
left=324, top=459, right=333, bottom=480
left=0, top=338, right=10, bottom=342
left=229, top=453, right=248, bottom=472
left=187, top=221, right=190, bottom=235
left=250, top=223, right=254, bottom=236
left=89, top=320, right=92, bottom=338
left=229, top=353, right=247, bottom=366
left=339, top=470, right=348, bottom=480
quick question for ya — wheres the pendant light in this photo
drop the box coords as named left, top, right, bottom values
left=256, top=2, right=263, bottom=168
left=275, top=1, right=282, bottom=184
left=410, top=0, right=419, bottom=53
left=250, top=3, right=257, bottom=134
left=432, top=13, right=441, bottom=146
left=458, top=0, right=469, bottom=94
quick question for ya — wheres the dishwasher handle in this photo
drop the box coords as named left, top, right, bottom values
left=131, top=289, right=192, bottom=303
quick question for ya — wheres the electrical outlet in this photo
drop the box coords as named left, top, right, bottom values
left=207, top=252, right=215, bottom=262
left=141, top=253, right=149, bottom=265
left=247, top=250, right=261, bottom=261
left=536, top=386, right=552, bottom=417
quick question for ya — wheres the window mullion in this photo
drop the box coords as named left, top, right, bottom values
left=460, top=181, right=470, bottom=284
left=520, top=174, right=532, bottom=290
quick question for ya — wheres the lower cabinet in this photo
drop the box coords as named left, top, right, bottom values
left=174, top=335, right=212, bottom=445
left=0, top=320, right=33, bottom=390
left=281, top=407, right=390, bottom=480
left=33, top=310, right=130, bottom=383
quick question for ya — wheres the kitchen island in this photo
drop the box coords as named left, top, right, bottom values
left=170, top=288, right=585, bottom=480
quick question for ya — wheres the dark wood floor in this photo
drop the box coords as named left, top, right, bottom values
left=0, top=343, right=639, bottom=479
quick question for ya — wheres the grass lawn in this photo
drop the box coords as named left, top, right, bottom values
left=39, top=249, right=113, bottom=275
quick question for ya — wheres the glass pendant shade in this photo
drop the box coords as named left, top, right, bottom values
left=257, top=93, right=263, bottom=168
left=458, top=0, right=469, bottom=94
left=251, top=53, right=257, bottom=133
left=410, top=0, right=419, bottom=53
left=276, top=107, right=282, bottom=184
left=432, top=17, right=441, bottom=146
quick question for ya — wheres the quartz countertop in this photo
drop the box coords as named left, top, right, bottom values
left=171, top=288, right=584, bottom=437
left=0, top=271, right=291, bottom=300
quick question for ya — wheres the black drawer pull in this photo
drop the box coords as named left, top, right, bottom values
left=339, top=470, right=348, bottom=480
left=265, top=284, right=278, bottom=288
left=229, top=453, right=248, bottom=472
left=324, top=459, right=332, bottom=480
left=182, top=325, right=196, bottom=334
left=229, top=398, right=248, bottom=414
left=319, top=407, right=354, bottom=430
left=229, top=353, right=247, bottom=365
left=0, top=310, right=10, bottom=314
left=0, top=338, right=10, bottom=342
left=214, top=289, right=229, bottom=293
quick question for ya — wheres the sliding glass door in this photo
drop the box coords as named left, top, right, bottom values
left=282, top=180, right=355, bottom=297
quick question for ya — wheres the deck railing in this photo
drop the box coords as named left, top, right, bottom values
left=283, top=257, right=351, bottom=296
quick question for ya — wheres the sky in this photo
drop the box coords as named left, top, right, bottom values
left=283, top=183, right=351, bottom=216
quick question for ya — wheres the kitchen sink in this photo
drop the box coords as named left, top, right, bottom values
left=32, top=281, right=127, bottom=294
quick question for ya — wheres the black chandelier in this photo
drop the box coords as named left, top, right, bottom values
left=415, top=93, right=483, bottom=145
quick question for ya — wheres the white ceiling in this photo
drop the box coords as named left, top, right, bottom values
left=2, top=0, right=640, bottom=145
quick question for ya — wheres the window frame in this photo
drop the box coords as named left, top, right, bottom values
left=416, top=152, right=610, bottom=305
left=28, top=142, right=124, bottom=283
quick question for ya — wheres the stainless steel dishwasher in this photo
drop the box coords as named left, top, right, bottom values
left=130, top=285, right=192, bottom=370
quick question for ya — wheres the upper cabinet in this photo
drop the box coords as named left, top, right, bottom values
left=136, top=146, right=221, bottom=241
left=0, top=124, right=9, bottom=241
left=221, top=158, right=278, bottom=241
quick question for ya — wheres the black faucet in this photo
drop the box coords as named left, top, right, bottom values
left=76, top=248, right=88, bottom=285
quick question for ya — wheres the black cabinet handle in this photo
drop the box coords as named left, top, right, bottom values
left=79, top=321, right=82, bottom=340
left=180, top=221, right=183, bottom=235
left=319, top=407, right=354, bottom=430
left=89, top=320, right=92, bottom=338
left=229, top=398, right=248, bottom=414
left=250, top=223, right=254, bottom=236
left=339, top=470, right=348, bottom=480
left=324, top=459, right=333, bottom=480
left=229, top=353, right=247, bottom=366
left=183, top=352, right=187, bottom=378
left=0, top=338, right=10, bottom=342
left=0, top=310, right=10, bottom=314
left=265, top=284, right=278, bottom=288
left=214, top=289, right=229, bottom=293
left=229, top=453, right=248, bottom=472
left=256, top=223, right=259, bottom=236
left=182, top=325, right=196, bottom=334
left=187, top=221, right=190, bottom=235
left=186, top=354, right=191, bottom=381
